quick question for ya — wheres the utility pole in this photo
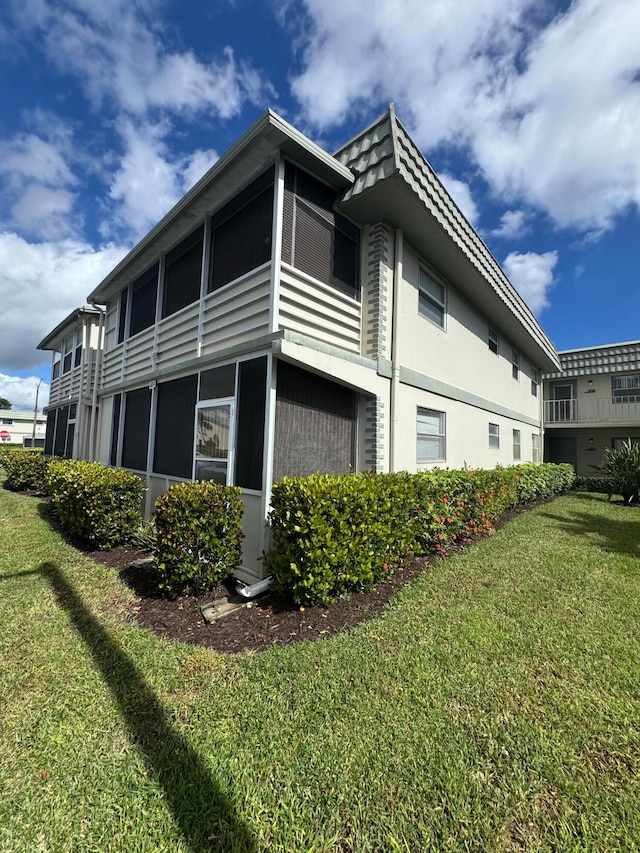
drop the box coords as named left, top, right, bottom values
left=32, top=379, right=42, bottom=447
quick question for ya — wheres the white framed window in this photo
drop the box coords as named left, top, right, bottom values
left=52, top=348, right=61, bottom=380
left=62, top=334, right=74, bottom=374
left=612, top=375, right=640, bottom=403
left=488, top=326, right=499, bottom=354
left=531, top=367, right=539, bottom=397
left=532, top=433, right=540, bottom=463
left=417, top=407, right=446, bottom=462
left=489, top=422, right=500, bottom=449
left=512, top=349, right=520, bottom=380
left=513, top=429, right=521, bottom=460
left=418, top=268, right=446, bottom=329
left=194, top=399, right=235, bottom=484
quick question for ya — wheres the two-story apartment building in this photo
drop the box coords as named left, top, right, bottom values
left=37, top=306, right=103, bottom=460
left=543, top=340, right=640, bottom=475
left=40, top=107, right=560, bottom=580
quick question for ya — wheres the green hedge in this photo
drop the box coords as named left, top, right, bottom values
left=154, top=480, right=244, bottom=594
left=1, top=449, right=50, bottom=492
left=46, top=459, right=144, bottom=549
left=266, top=463, right=575, bottom=605
left=572, top=475, right=616, bottom=496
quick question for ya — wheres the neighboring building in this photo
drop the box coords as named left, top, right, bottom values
left=40, top=107, right=560, bottom=580
left=543, top=341, right=640, bottom=476
left=0, top=408, right=46, bottom=446
left=37, top=306, right=103, bottom=460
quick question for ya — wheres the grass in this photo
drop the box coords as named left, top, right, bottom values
left=1, top=482, right=639, bottom=852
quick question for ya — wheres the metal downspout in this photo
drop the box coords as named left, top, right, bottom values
left=88, top=303, right=105, bottom=462
left=390, top=228, right=403, bottom=472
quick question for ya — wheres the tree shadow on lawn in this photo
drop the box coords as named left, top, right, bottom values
left=538, top=494, right=640, bottom=562
left=34, top=561, right=257, bottom=853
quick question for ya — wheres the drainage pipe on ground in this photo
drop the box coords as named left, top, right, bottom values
left=236, top=576, right=272, bottom=599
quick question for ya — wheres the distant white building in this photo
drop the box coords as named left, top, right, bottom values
left=0, top=408, right=46, bottom=447
left=543, top=340, right=640, bottom=475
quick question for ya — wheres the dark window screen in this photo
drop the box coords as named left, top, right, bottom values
left=272, top=362, right=356, bottom=482
left=162, top=225, right=204, bottom=318
left=74, top=346, right=82, bottom=367
left=117, top=290, right=128, bottom=343
left=153, top=375, right=197, bottom=478
left=53, top=406, right=69, bottom=457
left=110, top=393, right=122, bottom=466
left=129, top=265, right=158, bottom=336
left=199, top=363, right=236, bottom=400
left=282, top=162, right=359, bottom=299
left=44, top=410, right=56, bottom=456
left=122, top=387, right=152, bottom=471
left=65, top=422, right=75, bottom=459
left=235, top=357, right=267, bottom=490
left=209, top=168, right=274, bottom=293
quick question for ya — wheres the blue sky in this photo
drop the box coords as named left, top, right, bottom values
left=1, top=0, right=639, bottom=410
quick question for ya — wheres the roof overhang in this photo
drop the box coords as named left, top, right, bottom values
left=340, top=171, right=559, bottom=373
left=88, top=110, right=355, bottom=304
left=37, top=305, right=101, bottom=351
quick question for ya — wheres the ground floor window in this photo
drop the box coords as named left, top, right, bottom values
left=417, top=407, right=446, bottom=462
left=44, top=404, right=76, bottom=458
left=489, top=422, right=500, bottom=449
left=532, top=433, right=540, bottom=463
left=513, top=429, right=521, bottom=460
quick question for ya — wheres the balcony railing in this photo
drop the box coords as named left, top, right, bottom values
left=544, top=396, right=640, bottom=425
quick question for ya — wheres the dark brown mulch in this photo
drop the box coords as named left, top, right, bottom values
left=85, top=500, right=544, bottom=655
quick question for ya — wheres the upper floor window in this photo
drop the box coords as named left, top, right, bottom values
left=512, top=348, right=520, bottom=380
left=419, top=268, right=446, bottom=329
left=417, top=407, right=446, bottom=462
left=129, top=264, right=159, bottom=337
left=52, top=348, right=61, bottom=380
left=488, top=326, right=499, bottom=354
left=62, top=334, right=74, bottom=374
left=162, top=225, right=204, bottom=319
left=282, top=162, right=359, bottom=300
left=531, top=367, right=539, bottom=397
left=489, top=422, right=500, bottom=449
left=612, top=375, right=640, bottom=403
left=209, top=168, right=274, bottom=294
left=74, top=329, right=83, bottom=367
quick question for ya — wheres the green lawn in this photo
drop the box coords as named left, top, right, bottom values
left=1, top=483, right=639, bottom=852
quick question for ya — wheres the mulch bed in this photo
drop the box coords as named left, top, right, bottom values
left=85, top=501, right=540, bottom=655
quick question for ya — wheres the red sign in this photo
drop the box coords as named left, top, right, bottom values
left=0, top=430, right=10, bottom=440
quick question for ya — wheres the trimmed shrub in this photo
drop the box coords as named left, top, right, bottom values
left=267, top=463, right=574, bottom=605
left=46, top=459, right=144, bottom=549
left=572, top=475, right=616, bottom=496
left=1, top=449, right=50, bottom=493
left=154, top=480, right=244, bottom=594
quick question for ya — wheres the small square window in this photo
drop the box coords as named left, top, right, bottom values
left=513, top=429, right=521, bottom=460
left=512, top=349, right=520, bottom=380
left=418, top=268, right=446, bottom=329
left=489, top=423, right=500, bottom=449
left=417, top=407, right=446, bottom=462
left=488, top=327, right=499, bottom=354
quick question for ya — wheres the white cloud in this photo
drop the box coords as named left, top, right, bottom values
left=503, top=250, right=558, bottom=315
left=287, top=0, right=640, bottom=235
left=0, top=232, right=128, bottom=371
left=0, top=132, right=76, bottom=187
left=439, top=173, right=479, bottom=226
left=491, top=209, right=527, bottom=239
left=181, top=148, right=219, bottom=193
left=11, top=185, right=78, bottom=239
left=0, top=374, right=50, bottom=412
left=106, top=122, right=183, bottom=239
left=9, top=1, right=271, bottom=120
